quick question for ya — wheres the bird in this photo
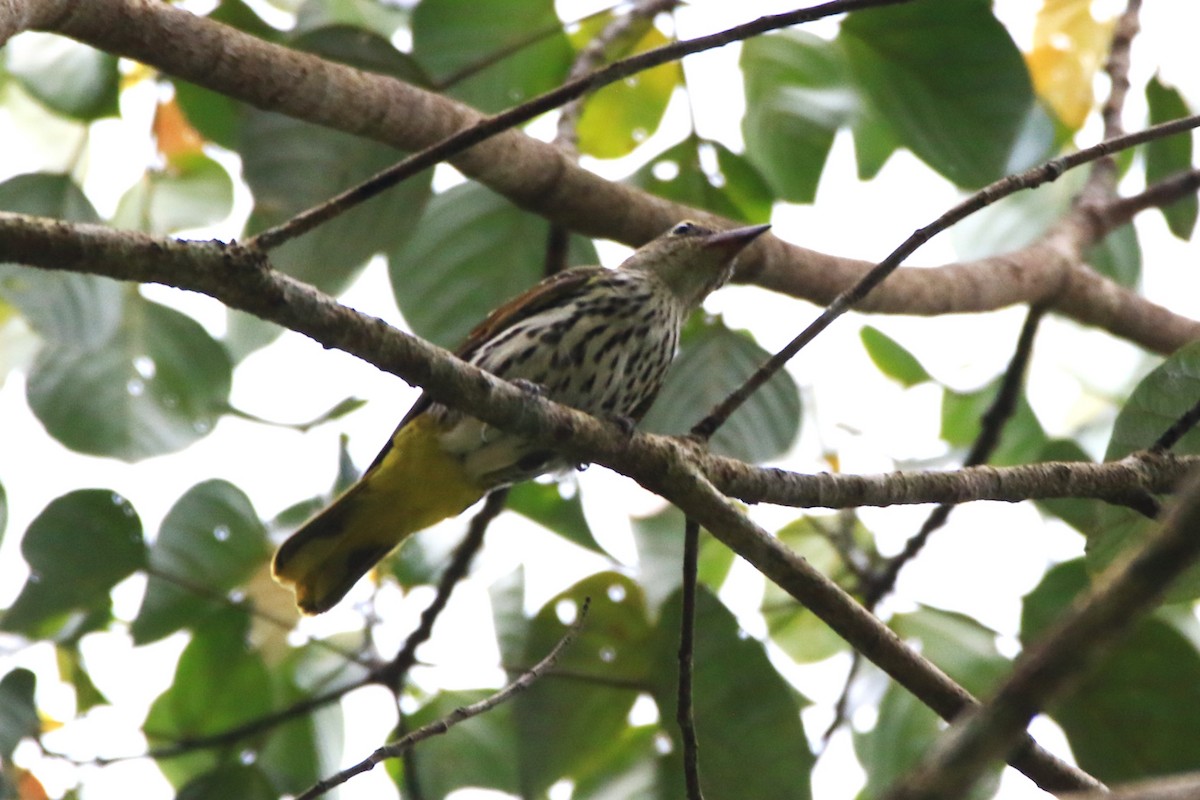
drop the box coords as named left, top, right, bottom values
left=272, top=220, right=771, bottom=614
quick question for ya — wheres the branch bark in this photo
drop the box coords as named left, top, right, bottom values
left=2, top=209, right=1109, bottom=794
left=12, top=0, right=1200, bottom=354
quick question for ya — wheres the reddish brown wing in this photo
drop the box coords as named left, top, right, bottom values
left=361, top=267, right=605, bottom=476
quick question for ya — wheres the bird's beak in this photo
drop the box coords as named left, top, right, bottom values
left=702, top=223, right=771, bottom=254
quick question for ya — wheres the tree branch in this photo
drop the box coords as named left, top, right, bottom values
left=882, top=466, right=1200, bottom=800
left=1, top=210, right=1115, bottom=794
left=15, top=0, right=1200, bottom=354
left=677, top=518, right=705, bottom=800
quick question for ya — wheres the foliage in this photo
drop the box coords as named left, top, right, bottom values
left=0, top=1, right=1198, bottom=799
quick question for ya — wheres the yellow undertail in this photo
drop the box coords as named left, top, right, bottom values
left=272, top=414, right=485, bottom=614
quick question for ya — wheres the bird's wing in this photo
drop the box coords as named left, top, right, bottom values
left=361, top=266, right=606, bottom=476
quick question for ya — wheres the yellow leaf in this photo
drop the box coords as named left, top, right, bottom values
left=576, top=25, right=681, bottom=159
left=1025, top=0, right=1115, bottom=129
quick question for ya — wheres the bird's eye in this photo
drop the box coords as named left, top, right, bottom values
left=671, top=221, right=699, bottom=236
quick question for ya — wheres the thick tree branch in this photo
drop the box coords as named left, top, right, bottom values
left=12, top=0, right=1200, bottom=354
left=1064, top=773, right=1200, bottom=800
left=2, top=210, right=1110, bottom=794
left=883, top=467, right=1200, bottom=800
left=5, top=207, right=1199, bottom=513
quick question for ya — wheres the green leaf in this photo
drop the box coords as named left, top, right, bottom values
left=840, top=0, right=1034, bottom=188
left=1088, top=342, right=1200, bottom=599
left=403, top=689, right=519, bottom=797
left=630, top=504, right=735, bottom=614
left=512, top=572, right=652, bottom=796
left=506, top=481, right=603, bottom=555
left=176, top=764, right=277, bottom=800
left=173, top=79, right=243, bottom=151
left=1022, top=561, right=1200, bottom=783
left=1057, top=619, right=1200, bottom=783
left=1086, top=222, right=1141, bottom=288
left=572, top=725, right=660, bottom=800
left=1106, top=341, right=1200, bottom=461
left=6, top=33, right=119, bottom=119
left=576, top=24, right=680, bottom=159
left=630, top=137, right=774, bottom=224
left=649, top=588, right=814, bottom=800
left=860, top=325, right=931, bottom=387
left=642, top=316, right=801, bottom=463
left=0, top=173, right=123, bottom=347
left=856, top=607, right=1008, bottom=800
left=741, top=30, right=853, bottom=203
left=412, top=0, right=572, bottom=113
left=2, top=490, right=145, bottom=636
left=132, top=480, right=269, bottom=644
left=389, top=182, right=597, bottom=349
left=295, top=0, right=411, bottom=37
left=112, top=153, right=234, bottom=235
left=891, top=606, right=1008, bottom=695
left=764, top=516, right=871, bottom=664
left=26, top=297, right=232, bottom=461
left=144, top=611, right=273, bottom=786
left=940, top=380, right=1047, bottom=465
left=1019, top=558, right=1088, bottom=643
left=227, top=27, right=433, bottom=357
left=856, top=681, right=1000, bottom=800
left=0, top=668, right=38, bottom=762
left=258, top=645, right=347, bottom=796
left=1146, top=76, right=1197, bottom=240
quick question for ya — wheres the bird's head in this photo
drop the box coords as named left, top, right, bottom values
left=620, top=220, right=771, bottom=309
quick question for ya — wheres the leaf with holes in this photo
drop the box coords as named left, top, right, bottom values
left=26, top=297, right=232, bottom=461
left=1, top=490, right=145, bottom=637
left=511, top=572, right=652, bottom=796
left=133, top=480, right=270, bottom=644
left=576, top=23, right=680, bottom=159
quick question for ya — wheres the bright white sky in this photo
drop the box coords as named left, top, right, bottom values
left=1, top=2, right=1199, bottom=798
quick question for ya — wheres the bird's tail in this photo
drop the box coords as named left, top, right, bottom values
left=272, top=415, right=485, bottom=614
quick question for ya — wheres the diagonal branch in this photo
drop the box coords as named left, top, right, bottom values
left=881, top=466, right=1200, bottom=800
left=691, top=113, right=1200, bottom=439
left=1, top=210, right=1107, bottom=794
left=16, top=0, right=1200, bottom=354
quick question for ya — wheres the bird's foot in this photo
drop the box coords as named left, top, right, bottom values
left=602, top=413, right=637, bottom=442
left=511, top=378, right=547, bottom=396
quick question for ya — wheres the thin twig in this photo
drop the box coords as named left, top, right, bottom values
left=295, top=598, right=591, bottom=800
left=689, top=112, right=1200, bottom=441
left=1081, top=0, right=1142, bottom=200
left=863, top=306, right=1045, bottom=607
left=544, top=0, right=677, bottom=275
left=677, top=518, right=705, bottom=800
left=1151, top=398, right=1200, bottom=454
left=374, top=489, right=508, bottom=690
left=244, top=0, right=912, bottom=252
left=882, top=466, right=1200, bottom=800
left=1099, top=168, right=1200, bottom=231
